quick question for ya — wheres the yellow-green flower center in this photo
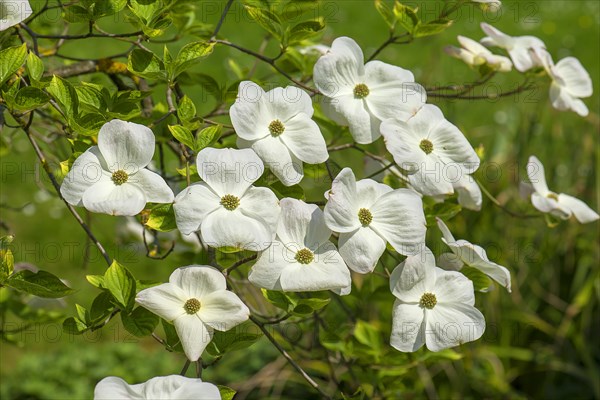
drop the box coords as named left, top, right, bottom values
left=419, top=139, right=434, bottom=155
left=269, top=119, right=285, bottom=136
left=358, top=208, right=373, bottom=226
left=111, top=170, right=128, bottom=185
left=547, top=193, right=559, bottom=201
left=295, top=248, right=314, bottom=265
left=353, top=83, right=370, bottom=99
left=183, top=298, right=201, bottom=314
left=220, top=194, right=240, bottom=211
left=419, top=292, right=437, bottom=309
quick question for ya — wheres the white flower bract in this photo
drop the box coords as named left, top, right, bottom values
left=173, top=147, right=280, bottom=251
left=136, top=265, right=249, bottom=362
left=0, top=0, right=32, bottom=31
left=390, top=248, right=485, bottom=352
left=230, top=81, right=328, bottom=186
left=94, top=375, right=221, bottom=400
left=436, top=218, right=512, bottom=292
left=248, top=198, right=351, bottom=293
left=526, top=156, right=599, bottom=223
left=323, top=168, right=426, bottom=273
left=480, top=22, right=545, bottom=72
left=60, top=119, right=174, bottom=216
left=313, top=36, right=426, bottom=144
left=380, top=104, right=480, bottom=197
left=445, top=35, right=512, bottom=72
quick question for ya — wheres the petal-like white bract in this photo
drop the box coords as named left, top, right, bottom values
left=135, top=282, right=188, bottom=322
left=324, top=168, right=361, bottom=232
left=480, top=23, right=545, bottom=72
left=558, top=194, right=600, bottom=224
left=389, top=249, right=436, bottom=302
left=280, top=113, right=328, bottom=164
left=437, top=218, right=512, bottom=292
left=201, top=208, right=274, bottom=251
left=526, top=155, right=550, bottom=196
left=98, top=119, right=155, bottom=172
left=447, top=35, right=512, bottom=72
left=130, top=169, right=174, bottom=204
left=277, top=198, right=331, bottom=249
left=94, top=375, right=222, bottom=400
left=313, top=36, right=425, bottom=144
left=338, top=227, right=386, bottom=274
left=248, top=240, right=294, bottom=290
left=174, top=314, right=213, bottom=361
left=82, top=180, right=146, bottom=216
left=390, top=300, right=427, bottom=352
left=229, top=81, right=272, bottom=141
left=60, top=146, right=108, bottom=206
left=198, top=291, right=250, bottom=331
left=425, top=302, right=485, bottom=351
left=173, top=183, right=221, bottom=235
left=169, top=265, right=226, bottom=300
left=196, top=147, right=264, bottom=197
left=0, top=0, right=32, bottom=31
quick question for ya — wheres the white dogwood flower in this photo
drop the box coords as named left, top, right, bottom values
left=436, top=218, right=511, bottom=292
left=173, top=147, right=280, bottom=251
left=60, top=119, right=174, bottom=216
left=526, top=156, right=599, bottom=223
left=380, top=104, right=480, bottom=197
left=480, top=23, right=545, bottom=72
left=94, top=375, right=221, bottom=400
left=136, top=266, right=249, bottom=361
left=445, top=35, right=512, bottom=72
left=313, top=36, right=426, bottom=144
left=534, top=49, right=593, bottom=117
left=390, top=248, right=485, bottom=352
left=230, top=81, right=328, bottom=186
left=0, top=0, right=32, bottom=31
left=248, top=198, right=351, bottom=293
left=324, top=168, right=426, bottom=273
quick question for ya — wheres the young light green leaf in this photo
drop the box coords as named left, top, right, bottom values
left=26, top=52, right=44, bottom=81
left=145, top=203, right=177, bottom=232
left=195, top=125, right=221, bottom=152
left=7, top=270, right=75, bottom=298
left=103, top=260, right=136, bottom=309
left=394, top=2, right=420, bottom=32
left=413, top=19, right=453, bottom=38
left=288, top=20, right=325, bottom=44
left=217, top=386, right=236, bottom=400
left=269, top=181, right=305, bottom=200
left=374, top=0, right=395, bottom=28
left=244, top=5, right=283, bottom=39
left=168, top=125, right=195, bottom=149
left=177, top=95, right=196, bottom=122
left=173, top=41, right=215, bottom=78
left=46, top=75, right=79, bottom=117
left=89, top=291, right=115, bottom=322
left=86, top=274, right=105, bottom=288
left=0, top=44, right=28, bottom=85
left=63, top=316, right=88, bottom=335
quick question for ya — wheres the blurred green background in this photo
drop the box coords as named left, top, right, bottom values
left=1, top=0, right=598, bottom=399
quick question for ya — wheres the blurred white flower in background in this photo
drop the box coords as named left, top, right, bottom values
left=445, top=35, right=512, bottom=72
left=480, top=22, right=546, bottom=72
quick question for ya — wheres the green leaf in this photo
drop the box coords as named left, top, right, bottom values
left=26, top=52, right=44, bottom=81
left=269, top=181, right=305, bottom=200
left=244, top=5, right=282, bottom=39
left=63, top=317, right=88, bottom=335
left=172, top=41, right=215, bottom=79
left=207, top=321, right=262, bottom=355
left=413, top=19, right=453, bottom=38
left=162, top=319, right=183, bottom=352
left=461, top=266, right=493, bottom=292
left=145, top=203, right=177, bottom=232
left=0, top=238, right=14, bottom=282
left=168, top=125, right=195, bottom=149
left=86, top=274, right=105, bottom=288
left=261, top=288, right=295, bottom=311
left=91, top=0, right=127, bottom=19
left=90, top=291, right=115, bottom=322
left=127, top=48, right=166, bottom=81
left=121, top=306, right=159, bottom=337
left=374, top=0, right=395, bottom=29
left=288, top=20, right=325, bottom=44
left=76, top=304, right=89, bottom=324
left=217, top=386, right=236, bottom=400
left=177, top=95, right=196, bottom=122
left=63, top=5, right=92, bottom=22
left=13, top=87, right=50, bottom=111
left=393, top=2, right=419, bottom=32
left=354, top=320, right=383, bottom=352
left=103, top=260, right=136, bottom=309
left=47, top=75, right=79, bottom=117
left=425, top=201, right=462, bottom=226
left=195, top=125, right=221, bottom=152
left=7, top=270, right=75, bottom=298
left=0, top=44, right=27, bottom=86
